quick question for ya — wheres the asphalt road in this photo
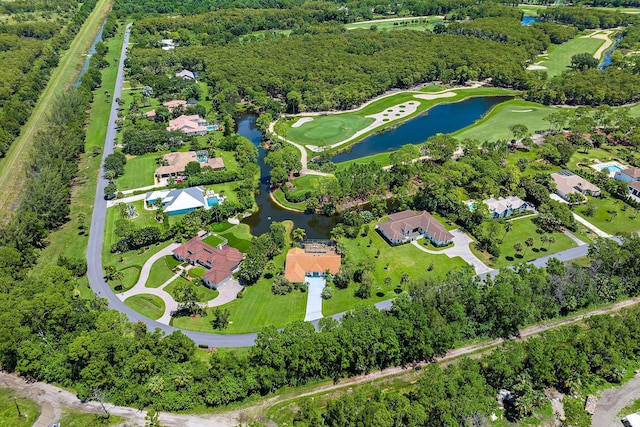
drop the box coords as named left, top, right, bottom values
left=85, top=25, right=606, bottom=348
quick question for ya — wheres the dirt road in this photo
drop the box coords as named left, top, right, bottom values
left=2, top=296, right=638, bottom=426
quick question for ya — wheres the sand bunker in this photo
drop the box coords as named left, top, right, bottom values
left=512, top=109, right=533, bottom=113
left=414, top=91, right=457, bottom=100
left=292, top=117, right=314, bottom=128
left=527, top=64, right=547, bottom=70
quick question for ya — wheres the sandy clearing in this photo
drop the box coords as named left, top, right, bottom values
left=292, top=117, right=313, bottom=128
left=527, top=64, right=548, bottom=70
left=413, top=91, right=457, bottom=100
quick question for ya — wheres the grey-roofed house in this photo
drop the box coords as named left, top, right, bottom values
left=376, top=210, right=454, bottom=246
left=145, top=186, right=207, bottom=216
left=483, top=195, right=532, bottom=219
left=175, top=69, right=199, bottom=80
left=551, top=170, right=601, bottom=201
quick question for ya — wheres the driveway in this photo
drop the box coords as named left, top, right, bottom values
left=207, top=279, right=243, bottom=308
left=549, top=193, right=612, bottom=238
left=412, top=229, right=492, bottom=275
left=304, top=276, right=325, bottom=321
left=592, top=375, right=640, bottom=426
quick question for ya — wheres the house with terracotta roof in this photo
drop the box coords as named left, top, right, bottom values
left=629, top=181, right=640, bottom=199
left=167, top=115, right=213, bottom=136
left=551, top=170, right=601, bottom=201
left=483, top=195, right=532, bottom=219
left=616, top=167, right=640, bottom=183
left=163, top=99, right=187, bottom=112
left=284, top=247, right=341, bottom=283
left=155, top=151, right=225, bottom=178
left=376, top=210, right=454, bottom=246
left=173, top=237, right=243, bottom=289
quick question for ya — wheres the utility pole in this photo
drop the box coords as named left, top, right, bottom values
left=13, top=397, right=22, bottom=417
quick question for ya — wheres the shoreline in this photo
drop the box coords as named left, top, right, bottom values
left=269, top=190, right=306, bottom=213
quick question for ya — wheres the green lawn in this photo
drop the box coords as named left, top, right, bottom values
left=345, top=15, right=443, bottom=31
left=115, top=153, right=157, bottom=190
left=478, top=217, right=579, bottom=269
left=188, top=266, right=207, bottom=278
left=145, top=256, right=178, bottom=288
left=338, top=221, right=469, bottom=290
left=574, top=196, right=640, bottom=235
left=517, top=4, right=547, bottom=16
left=282, top=87, right=519, bottom=150
left=164, top=278, right=219, bottom=303
left=203, top=234, right=224, bottom=247
left=58, top=410, right=124, bottom=427
left=453, top=100, right=555, bottom=142
left=37, top=25, right=127, bottom=267
left=273, top=188, right=308, bottom=211
left=109, top=265, right=140, bottom=292
left=173, top=250, right=307, bottom=333
left=286, top=115, right=374, bottom=147
left=536, top=33, right=606, bottom=78
left=124, top=294, right=165, bottom=320
left=0, top=388, right=40, bottom=427
left=218, top=223, right=253, bottom=253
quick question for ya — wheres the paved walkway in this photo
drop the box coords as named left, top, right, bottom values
left=563, top=229, right=588, bottom=247
left=412, top=229, right=492, bottom=275
left=304, top=276, right=326, bottom=321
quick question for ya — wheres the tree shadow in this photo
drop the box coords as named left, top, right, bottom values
left=394, top=287, right=403, bottom=294
left=505, top=256, right=514, bottom=262
left=376, top=292, right=385, bottom=297
left=515, top=254, right=523, bottom=259
left=532, top=248, right=540, bottom=253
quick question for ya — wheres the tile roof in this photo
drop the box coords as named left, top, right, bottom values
left=622, top=167, right=640, bottom=179
left=551, top=170, right=600, bottom=196
left=378, top=210, right=454, bottom=243
left=155, top=151, right=224, bottom=176
left=483, top=195, right=529, bottom=216
left=284, top=248, right=341, bottom=283
left=163, top=99, right=187, bottom=112
left=173, top=238, right=243, bottom=286
left=629, top=181, right=640, bottom=191
left=167, top=115, right=208, bottom=134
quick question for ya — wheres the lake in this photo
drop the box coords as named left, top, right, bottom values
left=238, top=95, right=510, bottom=238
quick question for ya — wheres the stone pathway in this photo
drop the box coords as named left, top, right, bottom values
left=412, top=229, right=492, bottom=275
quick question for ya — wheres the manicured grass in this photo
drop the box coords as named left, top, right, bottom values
left=218, top=224, right=253, bottom=253
left=335, top=221, right=469, bottom=299
left=58, top=411, right=124, bottom=427
left=124, top=294, right=165, bottom=320
left=145, top=256, right=178, bottom=288
left=574, top=196, right=640, bottom=235
left=108, top=265, right=140, bottom=292
left=38, top=24, right=127, bottom=267
left=203, top=234, right=224, bottom=247
left=345, top=15, right=443, bottom=31
left=273, top=188, right=307, bottom=211
left=478, top=217, right=579, bottom=269
left=164, top=278, right=219, bottom=303
left=188, top=266, right=207, bottom=278
left=568, top=147, right=623, bottom=170
left=453, top=100, right=555, bottom=143
left=0, top=0, right=112, bottom=221
left=536, top=33, right=606, bottom=78
left=282, top=87, right=519, bottom=150
left=0, top=388, right=40, bottom=427
left=103, top=200, right=165, bottom=256
left=116, top=153, right=157, bottom=190
left=517, top=4, right=548, bottom=16
left=285, top=115, right=374, bottom=147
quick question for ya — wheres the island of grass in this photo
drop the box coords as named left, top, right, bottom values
left=277, top=86, right=519, bottom=153
left=124, top=294, right=165, bottom=320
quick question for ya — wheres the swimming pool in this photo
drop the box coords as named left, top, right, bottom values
left=207, top=196, right=219, bottom=206
left=591, top=161, right=626, bottom=178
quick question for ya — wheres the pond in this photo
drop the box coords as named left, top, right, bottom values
left=521, top=16, right=540, bottom=26
left=238, top=95, right=510, bottom=238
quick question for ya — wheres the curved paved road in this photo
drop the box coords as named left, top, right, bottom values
left=86, top=25, right=613, bottom=349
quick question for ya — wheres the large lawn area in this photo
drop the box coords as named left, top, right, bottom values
left=286, top=115, right=374, bottom=147
left=145, top=255, right=178, bottom=288
left=217, top=223, right=253, bottom=253
left=124, top=294, right=165, bottom=320
left=0, top=388, right=40, bottom=427
left=453, top=100, right=554, bottom=142
left=172, top=250, right=307, bottom=333
left=345, top=15, right=443, bottom=31
left=536, top=33, right=606, bottom=78
left=115, top=153, right=157, bottom=190
left=164, top=278, right=219, bottom=303
left=339, top=222, right=469, bottom=288
left=282, top=87, right=519, bottom=149
left=476, top=217, right=579, bottom=269
left=574, top=196, right=640, bottom=235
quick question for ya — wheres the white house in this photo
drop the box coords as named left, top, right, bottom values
left=145, top=186, right=207, bottom=216
left=483, top=195, right=532, bottom=219
left=175, top=69, right=199, bottom=80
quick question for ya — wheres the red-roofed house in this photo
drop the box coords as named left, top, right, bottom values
left=376, top=210, right=454, bottom=246
left=167, top=115, right=212, bottom=136
left=284, top=247, right=341, bottom=283
left=616, top=167, right=640, bottom=183
left=173, top=238, right=244, bottom=289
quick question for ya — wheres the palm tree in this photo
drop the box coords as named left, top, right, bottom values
left=502, top=221, right=513, bottom=243
left=540, top=235, right=548, bottom=251
left=514, top=242, right=523, bottom=258
left=547, top=236, right=555, bottom=250
left=292, top=228, right=306, bottom=242
left=524, top=237, right=534, bottom=258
